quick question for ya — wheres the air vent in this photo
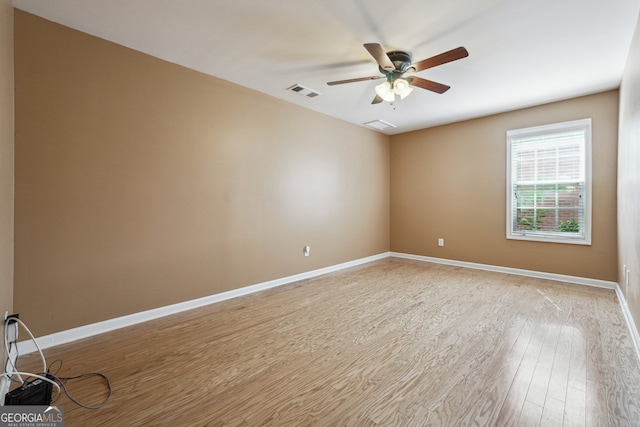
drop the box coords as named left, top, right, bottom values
left=363, top=119, right=396, bottom=131
left=287, top=84, right=321, bottom=99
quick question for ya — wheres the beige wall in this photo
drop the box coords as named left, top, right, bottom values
left=1, top=0, right=14, bottom=364
left=390, top=91, right=619, bottom=281
left=618, top=14, right=640, bottom=334
left=13, top=11, right=390, bottom=336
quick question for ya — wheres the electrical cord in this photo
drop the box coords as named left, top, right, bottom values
left=47, top=360, right=112, bottom=409
left=3, top=341, right=19, bottom=382
left=3, top=317, right=112, bottom=409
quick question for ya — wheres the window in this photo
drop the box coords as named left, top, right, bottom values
left=506, top=118, right=591, bottom=245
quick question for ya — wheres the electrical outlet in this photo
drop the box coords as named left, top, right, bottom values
left=438, top=238, right=444, bottom=247
left=5, top=313, right=19, bottom=343
left=303, top=246, right=310, bottom=257
left=6, top=321, right=18, bottom=344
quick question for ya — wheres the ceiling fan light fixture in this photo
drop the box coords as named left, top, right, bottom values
left=393, top=78, right=413, bottom=99
left=393, top=78, right=409, bottom=92
left=375, top=81, right=395, bottom=102
left=399, top=87, right=413, bottom=99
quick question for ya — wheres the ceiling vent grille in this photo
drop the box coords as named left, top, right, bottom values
left=287, top=84, right=321, bottom=98
left=363, top=119, right=396, bottom=131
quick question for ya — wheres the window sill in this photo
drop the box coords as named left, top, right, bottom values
left=507, top=233, right=591, bottom=245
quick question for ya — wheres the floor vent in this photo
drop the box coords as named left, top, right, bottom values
left=287, top=84, right=321, bottom=98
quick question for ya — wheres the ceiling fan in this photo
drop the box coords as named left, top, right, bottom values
left=327, top=43, right=469, bottom=104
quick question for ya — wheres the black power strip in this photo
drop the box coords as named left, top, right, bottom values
left=4, top=374, right=54, bottom=406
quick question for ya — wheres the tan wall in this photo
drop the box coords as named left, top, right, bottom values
left=618, top=14, right=640, bottom=334
left=390, top=91, right=619, bottom=281
left=0, top=0, right=14, bottom=365
left=13, top=11, right=390, bottom=336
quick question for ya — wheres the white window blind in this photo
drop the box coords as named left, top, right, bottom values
left=506, top=119, right=591, bottom=245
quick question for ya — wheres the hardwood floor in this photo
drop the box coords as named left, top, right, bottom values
left=16, top=258, right=640, bottom=426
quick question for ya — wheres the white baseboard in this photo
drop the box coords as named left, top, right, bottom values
left=17, top=252, right=390, bottom=355
left=615, top=284, right=640, bottom=363
left=390, top=252, right=617, bottom=289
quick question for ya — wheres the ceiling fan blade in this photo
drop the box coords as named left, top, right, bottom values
left=410, top=47, right=469, bottom=72
left=327, top=76, right=382, bottom=86
left=364, top=43, right=395, bottom=71
left=409, top=77, right=450, bottom=94
left=371, top=94, right=383, bottom=104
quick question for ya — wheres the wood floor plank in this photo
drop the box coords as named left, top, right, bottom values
left=519, top=400, right=544, bottom=427
left=541, top=396, right=565, bottom=426
left=564, top=385, right=586, bottom=427
left=568, top=326, right=587, bottom=393
left=495, top=290, right=553, bottom=426
left=547, top=323, right=572, bottom=403
left=14, top=258, right=640, bottom=426
left=526, top=323, right=562, bottom=407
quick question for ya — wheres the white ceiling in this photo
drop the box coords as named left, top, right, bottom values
left=12, top=0, right=640, bottom=135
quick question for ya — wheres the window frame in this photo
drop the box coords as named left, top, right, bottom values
left=506, top=118, right=592, bottom=245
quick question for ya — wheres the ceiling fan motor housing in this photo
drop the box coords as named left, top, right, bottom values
left=381, top=50, right=413, bottom=75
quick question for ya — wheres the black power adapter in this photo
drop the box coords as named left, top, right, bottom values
left=4, top=374, right=55, bottom=405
